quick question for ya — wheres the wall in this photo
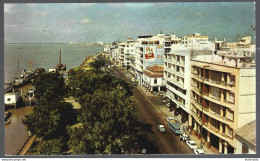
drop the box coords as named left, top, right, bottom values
left=237, top=68, right=256, bottom=128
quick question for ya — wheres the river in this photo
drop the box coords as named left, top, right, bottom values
left=5, top=106, right=34, bottom=155
left=4, top=43, right=103, bottom=82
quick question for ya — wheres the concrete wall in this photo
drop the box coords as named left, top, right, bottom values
left=237, top=68, right=256, bottom=128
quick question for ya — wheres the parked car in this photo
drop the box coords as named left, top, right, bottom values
left=133, top=81, right=139, bottom=85
left=166, top=103, right=170, bottom=107
left=194, top=149, right=205, bottom=154
left=125, top=74, right=130, bottom=78
left=166, top=117, right=174, bottom=122
left=158, top=125, right=166, bottom=133
left=180, top=132, right=189, bottom=141
left=158, top=91, right=165, bottom=96
left=186, top=140, right=198, bottom=149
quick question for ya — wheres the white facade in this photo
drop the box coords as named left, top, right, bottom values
left=5, top=92, right=19, bottom=105
left=164, top=44, right=191, bottom=113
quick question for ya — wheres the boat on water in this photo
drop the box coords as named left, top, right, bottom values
left=13, top=68, right=45, bottom=88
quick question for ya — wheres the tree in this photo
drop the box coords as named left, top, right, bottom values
left=23, top=101, right=77, bottom=139
left=32, top=72, right=65, bottom=103
left=67, top=89, right=139, bottom=154
left=37, top=137, right=67, bottom=155
left=89, top=58, right=106, bottom=70
left=67, top=69, right=133, bottom=99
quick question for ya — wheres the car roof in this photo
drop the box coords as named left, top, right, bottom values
left=188, top=140, right=196, bottom=144
left=158, top=125, right=164, bottom=127
left=196, top=149, right=204, bottom=153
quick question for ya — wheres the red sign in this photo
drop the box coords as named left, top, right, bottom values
left=145, top=53, right=154, bottom=59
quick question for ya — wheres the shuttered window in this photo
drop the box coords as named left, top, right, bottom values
left=225, top=109, right=234, bottom=121
left=226, top=127, right=233, bottom=138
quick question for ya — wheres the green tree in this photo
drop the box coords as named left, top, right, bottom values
left=37, top=137, right=67, bottom=155
left=32, top=72, right=65, bottom=103
left=89, top=58, right=106, bottom=70
left=23, top=101, right=77, bottom=139
left=67, top=89, right=139, bottom=154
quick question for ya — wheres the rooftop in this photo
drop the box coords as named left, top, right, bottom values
left=191, top=50, right=255, bottom=69
left=143, top=65, right=164, bottom=78
left=235, top=121, right=256, bottom=147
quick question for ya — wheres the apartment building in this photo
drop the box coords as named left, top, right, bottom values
left=133, top=34, right=173, bottom=85
left=118, top=42, right=127, bottom=67
left=143, top=65, right=165, bottom=92
left=124, top=38, right=136, bottom=70
left=164, top=33, right=215, bottom=125
left=190, top=50, right=255, bottom=154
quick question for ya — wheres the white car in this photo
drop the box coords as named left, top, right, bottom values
left=186, top=140, right=198, bottom=149
left=180, top=133, right=189, bottom=141
left=194, top=149, right=205, bottom=154
left=158, top=125, right=166, bottom=133
left=166, top=117, right=174, bottom=122
left=166, top=103, right=170, bottom=107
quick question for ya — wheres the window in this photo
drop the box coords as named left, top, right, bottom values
left=211, top=103, right=221, bottom=115
left=230, top=75, right=235, bottom=87
left=226, top=127, right=233, bottom=138
left=212, top=87, right=221, bottom=99
left=210, top=118, right=220, bottom=130
left=176, top=66, right=180, bottom=72
left=225, top=109, right=234, bottom=121
left=242, top=143, right=249, bottom=154
left=229, top=92, right=235, bottom=103
left=154, top=79, right=157, bottom=84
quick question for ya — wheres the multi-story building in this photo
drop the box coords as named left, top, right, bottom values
left=133, top=34, right=171, bottom=85
left=190, top=50, right=255, bottom=154
left=164, top=33, right=215, bottom=125
left=124, top=38, right=136, bottom=70
left=118, top=42, right=127, bottom=67
left=143, top=65, right=165, bottom=92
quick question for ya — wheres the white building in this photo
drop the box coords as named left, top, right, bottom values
left=118, top=42, right=127, bottom=67
left=164, top=33, right=215, bottom=125
left=133, top=34, right=169, bottom=85
left=143, top=65, right=165, bottom=92
left=124, top=38, right=137, bottom=70
left=5, top=92, right=19, bottom=105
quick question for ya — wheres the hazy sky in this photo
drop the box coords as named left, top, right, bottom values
left=4, top=2, right=255, bottom=43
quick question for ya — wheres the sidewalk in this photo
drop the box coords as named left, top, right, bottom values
left=18, top=135, right=36, bottom=155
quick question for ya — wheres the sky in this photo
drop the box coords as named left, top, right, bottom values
left=4, top=2, right=255, bottom=43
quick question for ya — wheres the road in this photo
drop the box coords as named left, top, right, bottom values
left=5, top=106, right=34, bottom=155
left=109, top=63, right=193, bottom=154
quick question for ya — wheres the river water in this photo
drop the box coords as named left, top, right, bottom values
left=4, top=43, right=103, bottom=82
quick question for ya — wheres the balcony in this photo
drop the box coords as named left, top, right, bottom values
left=191, top=86, right=234, bottom=109
left=191, top=98, right=233, bottom=126
left=176, top=71, right=184, bottom=78
left=191, top=111, right=232, bottom=143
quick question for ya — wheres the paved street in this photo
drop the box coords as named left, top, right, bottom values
left=110, top=64, right=193, bottom=154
